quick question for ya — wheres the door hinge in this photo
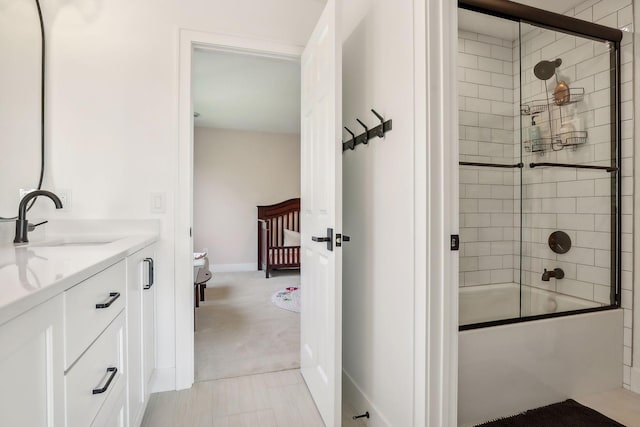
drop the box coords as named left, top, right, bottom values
left=450, top=234, right=460, bottom=251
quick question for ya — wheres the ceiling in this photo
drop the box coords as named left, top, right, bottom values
left=193, top=1, right=599, bottom=133
left=459, top=0, right=592, bottom=41
left=193, top=49, right=301, bottom=134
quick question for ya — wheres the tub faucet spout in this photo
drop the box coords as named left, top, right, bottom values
left=542, top=268, right=564, bottom=281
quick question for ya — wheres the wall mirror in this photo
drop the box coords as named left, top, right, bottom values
left=0, top=0, right=44, bottom=220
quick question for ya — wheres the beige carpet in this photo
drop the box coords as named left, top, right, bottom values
left=195, top=270, right=300, bottom=382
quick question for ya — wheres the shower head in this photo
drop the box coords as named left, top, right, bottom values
left=533, top=58, right=562, bottom=80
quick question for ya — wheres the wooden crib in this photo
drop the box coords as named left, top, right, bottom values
left=257, top=198, right=301, bottom=278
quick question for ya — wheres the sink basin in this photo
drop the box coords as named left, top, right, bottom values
left=29, top=239, right=115, bottom=248
left=46, top=241, right=112, bottom=247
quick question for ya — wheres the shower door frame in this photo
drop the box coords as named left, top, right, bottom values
left=458, top=0, right=623, bottom=331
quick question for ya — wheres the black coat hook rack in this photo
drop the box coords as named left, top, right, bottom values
left=343, top=109, right=392, bottom=152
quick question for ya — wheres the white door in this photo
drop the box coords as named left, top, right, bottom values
left=300, top=0, right=342, bottom=425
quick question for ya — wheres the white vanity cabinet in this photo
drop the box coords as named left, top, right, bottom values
left=0, top=236, right=158, bottom=427
left=63, top=260, right=127, bottom=427
left=0, top=294, right=65, bottom=426
left=126, top=244, right=156, bottom=427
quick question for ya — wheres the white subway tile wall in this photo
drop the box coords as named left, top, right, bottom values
left=519, top=0, right=633, bottom=389
left=458, top=0, right=633, bottom=389
left=458, top=28, right=519, bottom=289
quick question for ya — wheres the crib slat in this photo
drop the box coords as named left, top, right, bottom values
left=257, top=198, right=301, bottom=275
left=269, top=219, right=273, bottom=247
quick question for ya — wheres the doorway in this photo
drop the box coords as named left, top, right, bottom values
left=175, top=10, right=346, bottom=421
left=175, top=31, right=304, bottom=392
left=191, top=48, right=303, bottom=382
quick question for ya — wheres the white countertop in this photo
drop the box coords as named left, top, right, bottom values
left=0, top=220, right=159, bottom=326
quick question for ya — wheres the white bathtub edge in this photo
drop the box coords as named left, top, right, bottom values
left=459, top=308, right=623, bottom=425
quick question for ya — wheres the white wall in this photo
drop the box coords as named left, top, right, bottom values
left=193, top=127, right=300, bottom=270
left=21, top=0, right=323, bottom=389
left=341, top=0, right=415, bottom=425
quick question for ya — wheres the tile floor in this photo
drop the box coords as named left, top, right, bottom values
left=144, top=268, right=370, bottom=426
left=576, top=388, right=640, bottom=427
left=142, top=368, right=365, bottom=427
left=147, top=270, right=640, bottom=426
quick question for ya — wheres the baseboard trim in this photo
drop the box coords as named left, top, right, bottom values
left=342, top=369, right=391, bottom=426
left=631, top=367, right=640, bottom=393
left=211, top=263, right=256, bottom=273
left=150, top=367, right=176, bottom=393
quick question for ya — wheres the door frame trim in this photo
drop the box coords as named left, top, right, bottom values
left=413, top=0, right=459, bottom=425
left=175, top=29, right=303, bottom=390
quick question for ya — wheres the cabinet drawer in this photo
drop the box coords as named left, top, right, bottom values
left=65, top=312, right=125, bottom=427
left=64, top=260, right=126, bottom=368
left=92, top=371, right=126, bottom=427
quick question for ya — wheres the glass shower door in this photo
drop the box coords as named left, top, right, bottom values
left=458, top=9, right=522, bottom=326
left=519, top=22, right=619, bottom=318
left=458, top=6, right=620, bottom=329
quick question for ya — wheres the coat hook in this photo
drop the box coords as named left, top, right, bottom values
left=371, top=109, right=385, bottom=138
left=356, top=119, right=369, bottom=145
left=344, top=127, right=356, bottom=150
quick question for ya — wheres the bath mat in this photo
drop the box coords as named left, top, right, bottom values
left=475, top=399, right=624, bottom=426
left=271, top=287, right=300, bottom=313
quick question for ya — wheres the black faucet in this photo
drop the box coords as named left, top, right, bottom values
left=542, top=268, right=564, bottom=281
left=14, top=190, right=63, bottom=244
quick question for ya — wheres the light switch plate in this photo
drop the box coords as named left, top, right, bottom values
left=19, top=188, right=36, bottom=202
left=151, top=192, right=166, bottom=213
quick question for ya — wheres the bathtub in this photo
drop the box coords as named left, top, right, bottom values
left=459, top=282, right=603, bottom=326
left=458, top=283, right=623, bottom=426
